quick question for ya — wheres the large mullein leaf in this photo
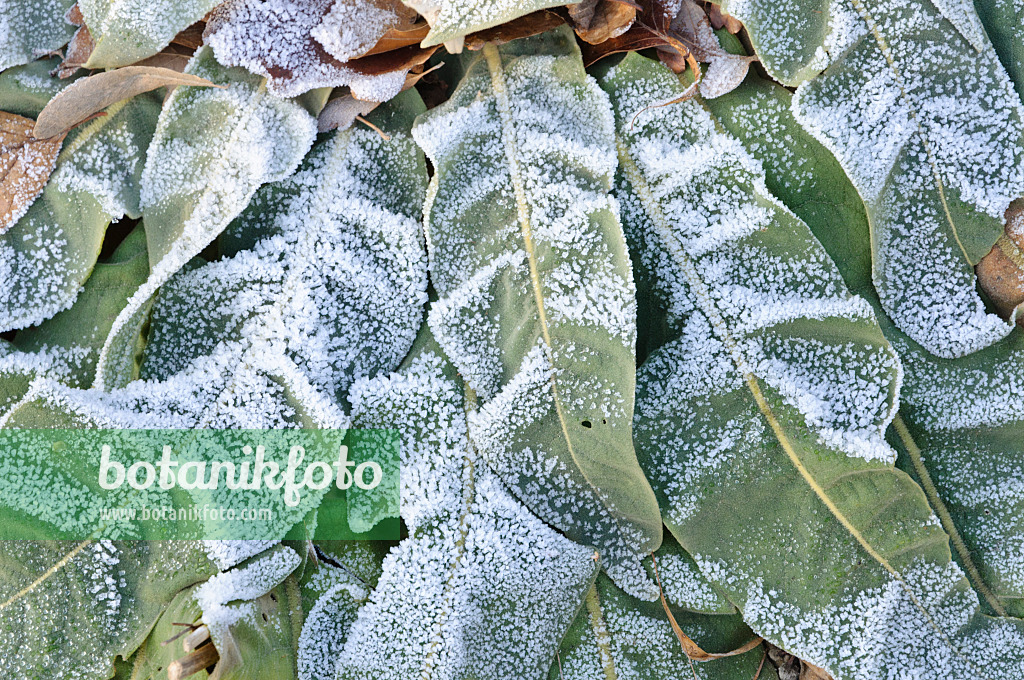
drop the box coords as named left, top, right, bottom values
left=331, top=327, right=599, bottom=680
left=605, top=53, right=1024, bottom=680
left=726, top=0, right=1024, bottom=357
left=700, top=61, right=873, bottom=297
left=0, top=540, right=216, bottom=680
left=889, top=329, right=1024, bottom=619
left=974, top=0, right=1024, bottom=99
left=401, top=0, right=569, bottom=48
left=411, top=28, right=662, bottom=599
left=95, top=47, right=316, bottom=390
left=10, top=89, right=426, bottom=433
left=11, top=224, right=149, bottom=388
left=551, top=573, right=774, bottom=680
left=0, top=92, right=160, bottom=333
left=701, top=56, right=1024, bottom=622
left=78, top=0, right=221, bottom=68
left=0, top=56, right=80, bottom=119
left=0, top=0, right=76, bottom=71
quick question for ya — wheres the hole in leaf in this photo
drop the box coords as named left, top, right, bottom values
left=581, top=420, right=592, bottom=428
left=262, top=612, right=269, bottom=622
left=269, top=592, right=278, bottom=602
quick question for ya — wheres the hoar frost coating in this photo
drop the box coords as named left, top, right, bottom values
left=329, top=348, right=597, bottom=680
left=412, top=34, right=663, bottom=600
left=205, top=0, right=409, bottom=99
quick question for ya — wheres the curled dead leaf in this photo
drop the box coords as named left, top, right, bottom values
left=569, top=0, right=638, bottom=44
left=651, top=553, right=764, bottom=662
left=318, top=63, right=441, bottom=132
left=0, top=111, right=66, bottom=233
left=463, top=10, right=566, bottom=50
left=977, top=199, right=1024, bottom=323
left=33, top=66, right=224, bottom=139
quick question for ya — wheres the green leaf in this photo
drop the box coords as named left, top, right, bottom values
left=890, top=327, right=1024, bottom=619
left=95, top=47, right=317, bottom=390
left=605, top=53, right=1024, bottom=680
left=411, top=28, right=663, bottom=598
left=11, top=90, right=426, bottom=434
left=701, top=71, right=873, bottom=297
left=551, top=573, right=773, bottom=680
left=0, top=540, right=216, bottom=680
left=12, top=224, right=150, bottom=388
left=734, top=0, right=1024, bottom=357
left=0, top=0, right=76, bottom=71
left=296, top=554, right=368, bottom=680
left=79, top=0, right=221, bottom=68
left=974, top=0, right=1024, bottom=100
left=704, top=53, right=1024, bottom=623
left=0, top=92, right=160, bottom=334
left=402, top=0, right=570, bottom=48
left=0, top=57, right=80, bottom=119
left=332, top=326, right=600, bottom=680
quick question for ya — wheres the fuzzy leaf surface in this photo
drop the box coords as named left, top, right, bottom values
left=607, top=54, right=1024, bottom=680
left=332, top=329, right=599, bottom=680
left=411, top=28, right=662, bottom=598
left=79, top=0, right=221, bottom=67
left=95, top=47, right=316, bottom=390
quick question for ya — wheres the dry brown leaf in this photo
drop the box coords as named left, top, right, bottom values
left=57, top=25, right=96, bottom=78
left=977, top=199, right=1024, bottom=323
left=0, top=112, right=67, bottom=233
left=463, top=10, right=566, bottom=50
left=318, top=63, right=441, bottom=133
left=34, top=66, right=223, bottom=139
left=651, top=553, right=764, bottom=662
left=362, top=22, right=432, bottom=56
left=707, top=2, right=743, bottom=33
left=569, top=0, right=638, bottom=44
left=170, top=21, right=207, bottom=50
left=800, top=660, right=835, bottom=680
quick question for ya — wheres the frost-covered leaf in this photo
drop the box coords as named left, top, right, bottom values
left=0, top=92, right=160, bottom=333
left=735, top=0, right=1024, bottom=357
left=0, top=0, right=76, bottom=71
left=402, top=0, right=571, bottom=49
left=296, top=556, right=368, bottom=680
left=192, top=545, right=302, bottom=679
left=411, top=28, right=663, bottom=598
left=33, top=65, right=223, bottom=140
left=204, top=0, right=428, bottom=99
left=95, top=47, right=316, bottom=390
left=0, top=540, right=216, bottom=680
left=701, top=67, right=874, bottom=296
left=8, top=89, right=425, bottom=435
left=891, top=328, right=1024, bottom=619
left=332, top=329, right=599, bottom=680
left=0, top=111, right=66, bottom=231
left=552, top=574, right=773, bottom=680
left=79, top=0, right=220, bottom=68
left=312, top=0, right=419, bottom=62
left=606, top=53, right=1024, bottom=680
left=11, top=224, right=149, bottom=388
left=0, top=56, right=79, bottom=119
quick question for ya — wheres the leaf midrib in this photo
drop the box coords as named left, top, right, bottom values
left=481, top=44, right=636, bottom=551
left=845, top=0, right=974, bottom=265
left=616, top=134, right=982, bottom=674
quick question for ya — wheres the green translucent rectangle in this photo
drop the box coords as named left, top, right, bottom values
left=0, top=429, right=399, bottom=540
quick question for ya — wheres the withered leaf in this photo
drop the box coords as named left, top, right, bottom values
left=977, top=199, right=1024, bottom=323
left=463, top=10, right=565, bottom=50
left=706, top=2, right=743, bottom=33
left=0, top=111, right=66, bottom=233
left=582, top=0, right=753, bottom=98
left=57, top=25, right=96, bottom=79
left=34, top=66, right=223, bottom=139
left=362, top=22, right=431, bottom=56
left=569, top=0, right=638, bottom=45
